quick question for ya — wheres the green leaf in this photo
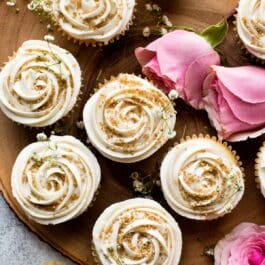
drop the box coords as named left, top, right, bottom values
left=200, top=20, right=229, bottom=48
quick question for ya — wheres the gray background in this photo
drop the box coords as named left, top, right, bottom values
left=0, top=195, right=75, bottom=265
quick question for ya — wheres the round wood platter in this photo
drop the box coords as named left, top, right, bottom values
left=1, top=0, right=265, bottom=264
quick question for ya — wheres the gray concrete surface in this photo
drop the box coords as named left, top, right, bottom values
left=0, top=195, right=75, bottom=265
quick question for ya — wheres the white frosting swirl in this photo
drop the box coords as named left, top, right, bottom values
left=11, top=135, right=101, bottom=225
left=92, top=198, right=182, bottom=265
left=255, top=142, right=265, bottom=198
left=237, top=0, right=265, bottom=59
left=160, top=136, right=245, bottom=220
left=52, top=0, right=135, bottom=44
left=0, top=40, right=81, bottom=127
left=83, top=74, right=176, bottom=163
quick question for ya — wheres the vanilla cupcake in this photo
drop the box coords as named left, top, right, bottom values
left=255, top=142, right=265, bottom=197
left=237, top=0, right=265, bottom=60
left=83, top=74, right=176, bottom=163
left=160, top=135, right=245, bottom=220
left=11, top=135, right=101, bottom=225
left=92, top=198, right=182, bottom=265
left=0, top=40, right=81, bottom=127
left=51, top=0, right=136, bottom=46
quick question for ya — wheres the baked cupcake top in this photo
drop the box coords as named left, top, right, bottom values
left=92, top=198, right=182, bottom=265
left=0, top=40, right=81, bottom=127
left=255, top=142, right=265, bottom=198
left=237, top=0, right=265, bottom=60
left=11, top=135, right=101, bottom=225
left=51, top=0, right=135, bottom=44
left=83, top=74, right=176, bottom=163
left=160, top=135, right=244, bottom=220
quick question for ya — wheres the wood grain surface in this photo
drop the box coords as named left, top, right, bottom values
left=1, top=1, right=265, bottom=265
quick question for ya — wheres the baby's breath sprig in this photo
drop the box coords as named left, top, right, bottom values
left=203, top=244, right=215, bottom=257
left=6, top=0, right=16, bottom=7
left=27, top=0, right=52, bottom=23
left=130, top=164, right=161, bottom=197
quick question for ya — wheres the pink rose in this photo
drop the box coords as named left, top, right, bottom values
left=135, top=30, right=220, bottom=109
left=215, top=223, right=265, bottom=265
left=203, top=65, right=265, bottom=141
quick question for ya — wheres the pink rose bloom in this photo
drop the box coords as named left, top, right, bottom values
left=215, top=223, right=265, bottom=265
left=135, top=30, right=220, bottom=109
left=203, top=65, right=265, bottom=142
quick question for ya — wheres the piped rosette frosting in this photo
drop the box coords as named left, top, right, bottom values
left=255, top=142, right=265, bottom=198
left=237, top=0, right=265, bottom=60
left=0, top=40, right=81, bottom=127
left=11, top=135, right=101, bottom=225
left=83, top=74, right=176, bottom=163
left=160, top=135, right=245, bottom=220
left=92, top=198, right=182, bottom=265
left=51, top=0, right=136, bottom=45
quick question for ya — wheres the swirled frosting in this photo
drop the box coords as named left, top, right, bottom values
left=11, top=135, right=101, bottom=225
left=0, top=40, right=81, bottom=127
left=92, top=198, right=182, bottom=265
left=160, top=136, right=245, bottom=220
left=83, top=74, right=176, bottom=163
left=237, top=0, right=265, bottom=60
left=51, top=0, right=135, bottom=44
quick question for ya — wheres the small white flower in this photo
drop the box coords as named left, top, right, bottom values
left=44, top=34, right=55, bottom=42
left=168, top=90, right=179, bottom=100
left=152, top=4, right=161, bottom=11
left=155, top=180, right=161, bottom=187
left=76, top=121, right=84, bottom=129
left=133, top=179, right=144, bottom=192
left=160, top=27, right=168, bottom=35
left=162, top=15, right=173, bottom=27
left=6, top=0, right=16, bottom=6
left=168, top=130, right=176, bottom=139
left=36, top=132, right=48, bottom=142
left=145, top=3, right=153, bottom=11
left=143, top=27, right=151, bottom=38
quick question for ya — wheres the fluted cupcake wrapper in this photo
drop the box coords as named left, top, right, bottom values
left=255, top=141, right=265, bottom=197
left=91, top=243, right=101, bottom=265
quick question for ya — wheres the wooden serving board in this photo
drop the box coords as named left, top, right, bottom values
left=1, top=0, right=265, bottom=264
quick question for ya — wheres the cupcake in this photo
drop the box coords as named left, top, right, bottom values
left=11, top=134, right=101, bottom=225
left=0, top=40, right=81, bottom=127
left=92, top=198, right=182, bottom=265
left=236, top=0, right=265, bottom=61
left=83, top=73, right=176, bottom=163
left=51, top=0, right=136, bottom=46
left=160, top=135, right=245, bottom=220
left=255, top=142, right=265, bottom=197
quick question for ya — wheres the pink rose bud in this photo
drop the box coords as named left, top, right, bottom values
left=135, top=30, right=220, bottom=109
left=203, top=65, right=265, bottom=141
left=215, top=223, right=265, bottom=265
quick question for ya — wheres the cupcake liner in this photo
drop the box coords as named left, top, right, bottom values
left=91, top=243, right=101, bottom=265
left=255, top=141, right=265, bottom=196
left=51, top=3, right=137, bottom=47
left=161, top=133, right=245, bottom=221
